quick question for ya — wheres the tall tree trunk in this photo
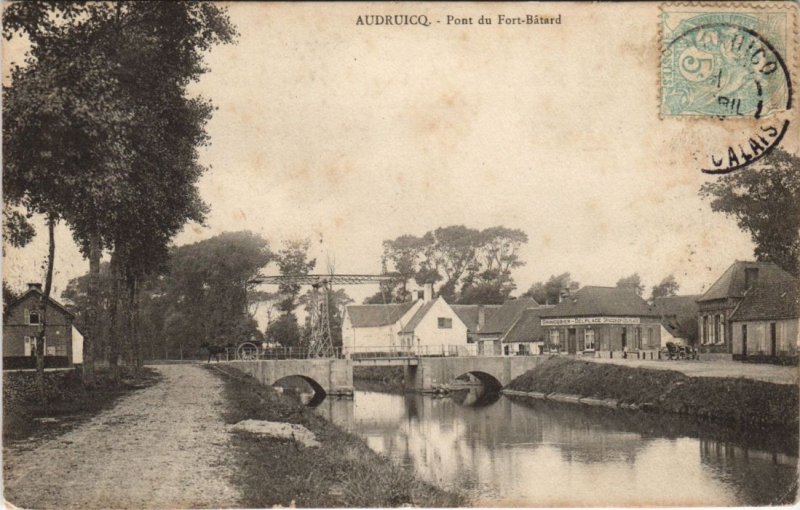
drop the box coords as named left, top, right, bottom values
left=107, top=250, right=122, bottom=379
left=34, top=215, right=57, bottom=403
left=127, top=275, right=142, bottom=371
left=82, top=234, right=101, bottom=384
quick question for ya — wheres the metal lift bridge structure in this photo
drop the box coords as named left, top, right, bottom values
left=248, top=273, right=399, bottom=358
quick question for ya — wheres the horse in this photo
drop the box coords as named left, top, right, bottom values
left=201, top=342, right=228, bottom=363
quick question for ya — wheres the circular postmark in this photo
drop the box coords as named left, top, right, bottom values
left=662, top=21, right=792, bottom=174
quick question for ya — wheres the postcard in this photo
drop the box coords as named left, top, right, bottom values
left=3, top=2, right=798, bottom=508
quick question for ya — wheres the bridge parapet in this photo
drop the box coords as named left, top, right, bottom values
left=404, top=356, right=546, bottom=392
left=226, top=359, right=354, bottom=396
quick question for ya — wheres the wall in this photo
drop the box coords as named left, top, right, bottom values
left=229, top=359, right=354, bottom=395
left=543, top=321, right=661, bottom=354
left=698, top=298, right=735, bottom=353
left=3, top=293, right=74, bottom=364
left=406, top=298, right=468, bottom=348
left=730, top=318, right=799, bottom=356
left=404, top=356, right=546, bottom=391
left=342, top=302, right=421, bottom=354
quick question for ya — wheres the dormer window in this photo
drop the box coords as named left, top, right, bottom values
left=745, top=267, right=759, bottom=288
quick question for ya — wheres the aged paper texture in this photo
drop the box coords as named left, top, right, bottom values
left=2, top=2, right=799, bottom=508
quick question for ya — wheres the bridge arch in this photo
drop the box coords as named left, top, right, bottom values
left=272, top=374, right=328, bottom=406
left=455, top=371, right=503, bottom=392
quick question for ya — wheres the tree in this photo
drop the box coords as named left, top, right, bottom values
left=166, top=231, right=271, bottom=352
left=616, top=273, right=645, bottom=296
left=478, top=226, right=528, bottom=273
left=522, top=273, right=580, bottom=305
left=700, top=148, right=800, bottom=275
left=3, top=2, right=237, bottom=379
left=299, top=288, right=353, bottom=348
left=274, top=240, right=317, bottom=313
left=458, top=269, right=516, bottom=304
left=650, top=275, right=680, bottom=301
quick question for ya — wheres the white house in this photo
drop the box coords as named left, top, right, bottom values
left=341, top=300, right=421, bottom=356
left=341, top=284, right=469, bottom=356
left=399, top=296, right=471, bottom=356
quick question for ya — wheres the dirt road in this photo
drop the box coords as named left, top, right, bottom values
left=4, top=364, right=242, bottom=509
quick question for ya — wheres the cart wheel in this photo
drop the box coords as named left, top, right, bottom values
left=237, top=342, right=259, bottom=361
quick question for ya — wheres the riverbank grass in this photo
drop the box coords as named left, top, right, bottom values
left=507, top=357, right=798, bottom=427
left=3, top=367, right=160, bottom=443
left=208, top=364, right=464, bottom=508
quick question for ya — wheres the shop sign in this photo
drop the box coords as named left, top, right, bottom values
left=541, top=317, right=641, bottom=326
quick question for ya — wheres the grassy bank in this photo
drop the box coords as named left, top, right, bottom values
left=208, top=364, right=464, bottom=508
left=3, top=367, right=160, bottom=443
left=507, top=357, right=798, bottom=427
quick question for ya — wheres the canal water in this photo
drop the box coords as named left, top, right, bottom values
left=308, top=386, right=798, bottom=507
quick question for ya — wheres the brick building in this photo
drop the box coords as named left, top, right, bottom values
left=697, top=261, right=796, bottom=357
left=540, top=286, right=662, bottom=358
left=3, top=283, right=84, bottom=369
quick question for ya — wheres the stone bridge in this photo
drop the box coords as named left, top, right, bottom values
left=228, top=359, right=354, bottom=396
left=403, top=356, right=546, bottom=392
left=226, top=356, right=546, bottom=396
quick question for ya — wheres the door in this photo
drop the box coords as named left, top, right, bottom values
left=770, top=323, right=777, bottom=356
left=567, top=328, right=577, bottom=354
left=741, top=324, right=748, bottom=357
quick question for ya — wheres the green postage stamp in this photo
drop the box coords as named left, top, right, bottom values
left=661, top=8, right=791, bottom=118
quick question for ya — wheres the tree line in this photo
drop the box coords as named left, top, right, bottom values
left=3, top=3, right=237, bottom=389
left=367, top=225, right=529, bottom=305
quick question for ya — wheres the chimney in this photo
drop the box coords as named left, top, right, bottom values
left=423, top=283, right=433, bottom=303
left=477, top=305, right=486, bottom=330
left=27, top=283, right=42, bottom=291
left=745, top=267, right=759, bottom=289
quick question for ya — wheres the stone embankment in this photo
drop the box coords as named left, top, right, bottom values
left=504, top=357, right=798, bottom=427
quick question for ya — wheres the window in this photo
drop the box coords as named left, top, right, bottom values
left=24, top=336, right=33, bottom=356
left=584, top=329, right=595, bottom=350
left=647, top=328, right=653, bottom=348
left=713, top=315, right=721, bottom=344
left=702, top=315, right=709, bottom=344
left=635, top=328, right=642, bottom=350
left=437, top=317, right=452, bottom=329
left=28, top=310, right=41, bottom=325
left=719, top=315, right=725, bottom=344
left=549, top=329, right=560, bottom=345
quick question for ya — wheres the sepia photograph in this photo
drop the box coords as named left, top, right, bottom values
left=2, top=2, right=799, bottom=508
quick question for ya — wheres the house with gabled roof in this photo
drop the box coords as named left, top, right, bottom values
left=341, top=300, right=421, bottom=356
left=697, top=261, right=796, bottom=357
left=500, top=306, right=555, bottom=355
left=451, top=304, right=500, bottom=343
left=399, top=296, right=469, bottom=356
left=475, top=297, right=539, bottom=355
left=729, top=278, right=799, bottom=361
left=3, top=283, right=84, bottom=369
left=342, top=284, right=469, bottom=356
left=539, top=286, right=661, bottom=358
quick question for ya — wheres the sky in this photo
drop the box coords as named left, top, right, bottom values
left=4, top=2, right=797, bottom=306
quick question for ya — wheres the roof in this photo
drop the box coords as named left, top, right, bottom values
left=729, top=279, right=800, bottom=322
left=5, top=288, right=75, bottom=320
left=539, top=286, right=658, bottom=318
left=345, top=301, right=416, bottom=328
left=652, top=295, right=701, bottom=318
left=699, top=261, right=796, bottom=302
left=501, top=307, right=553, bottom=343
left=450, top=304, right=501, bottom=333
left=400, top=300, right=437, bottom=333
left=479, top=298, right=539, bottom=335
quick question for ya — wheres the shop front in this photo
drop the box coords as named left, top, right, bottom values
left=542, top=316, right=662, bottom=358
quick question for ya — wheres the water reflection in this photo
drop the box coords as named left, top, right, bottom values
left=316, top=390, right=798, bottom=506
